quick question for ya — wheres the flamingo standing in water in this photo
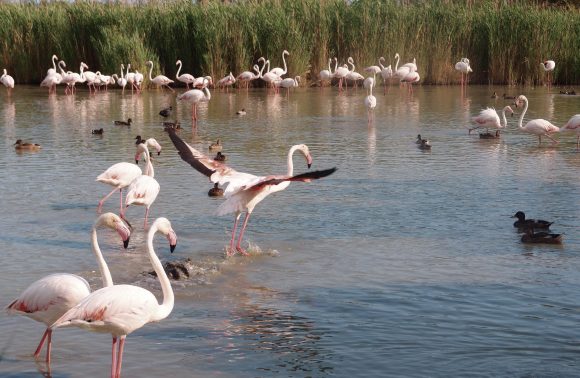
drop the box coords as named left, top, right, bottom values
left=96, top=144, right=151, bottom=214
left=378, top=57, right=393, bottom=94
left=540, top=60, right=555, bottom=89
left=237, top=64, right=262, bottom=90
left=319, top=58, right=334, bottom=87
left=177, top=78, right=211, bottom=122
left=333, top=58, right=350, bottom=92
left=515, top=95, right=560, bottom=145
left=1, top=68, right=15, bottom=93
left=146, top=61, right=174, bottom=92
left=166, top=129, right=337, bottom=256
left=6, top=213, right=130, bottom=365
left=364, top=78, right=377, bottom=123
left=400, top=71, right=420, bottom=93
left=468, top=106, right=514, bottom=135
left=175, top=60, right=195, bottom=88
left=455, top=58, right=472, bottom=87
left=125, top=144, right=160, bottom=227
left=559, top=114, right=580, bottom=150
left=268, top=50, right=289, bottom=77
left=50, top=217, right=176, bottom=378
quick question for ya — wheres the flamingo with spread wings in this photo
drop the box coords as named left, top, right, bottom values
left=166, top=129, right=336, bottom=256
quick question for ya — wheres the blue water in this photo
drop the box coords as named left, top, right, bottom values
left=1, top=84, right=580, bottom=377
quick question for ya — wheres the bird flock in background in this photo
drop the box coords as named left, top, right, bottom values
left=4, top=49, right=580, bottom=377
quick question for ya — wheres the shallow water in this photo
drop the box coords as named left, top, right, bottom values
left=1, top=84, right=580, bottom=377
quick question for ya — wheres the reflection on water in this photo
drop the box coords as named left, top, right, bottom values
left=2, top=85, right=580, bottom=377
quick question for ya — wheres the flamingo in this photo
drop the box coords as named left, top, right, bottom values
left=260, top=60, right=281, bottom=92
left=400, top=57, right=417, bottom=72
left=46, top=54, right=58, bottom=76
left=177, top=78, right=211, bottom=122
left=1, top=68, right=15, bottom=93
left=269, top=50, right=289, bottom=77
left=62, top=62, right=87, bottom=95
left=96, top=144, right=149, bottom=215
left=50, top=217, right=176, bottom=378
left=319, top=58, right=334, bottom=87
left=166, top=129, right=337, bottom=256
left=40, top=60, right=64, bottom=94
left=559, top=114, right=580, bottom=150
left=455, top=58, right=472, bottom=87
left=346, top=57, right=365, bottom=88
left=378, top=57, right=393, bottom=94
left=237, top=64, right=262, bottom=90
left=6, top=213, right=130, bottom=365
left=278, top=76, right=300, bottom=95
left=175, top=60, right=195, bottom=88
left=192, top=75, right=212, bottom=89
left=515, top=95, right=560, bottom=144
left=112, top=64, right=127, bottom=93
left=146, top=61, right=174, bottom=92
left=216, top=72, right=236, bottom=91
left=468, top=106, right=514, bottom=135
left=124, top=172, right=160, bottom=228
left=134, top=69, right=144, bottom=92
left=333, top=58, right=350, bottom=92
left=83, top=66, right=98, bottom=94
left=393, top=53, right=410, bottom=81
left=364, top=79, right=377, bottom=124
left=540, top=60, right=555, bottom=89
left=400, top=71, right=420, bottom=93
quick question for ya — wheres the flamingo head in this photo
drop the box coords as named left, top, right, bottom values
left=295, top=144, right=312, bottom=168
left=514, top=95, right=527, bottom=107
left=154, top=218, right=177, bottom=253
left=135, top=143, right=149, bottom=164
left=97, top=212, right=132, bottom=249
left=504, top=106, right=515, bottom=117
left=283, top=50, right=290, bottom=55
left=176, top=60, right=181, bottom=65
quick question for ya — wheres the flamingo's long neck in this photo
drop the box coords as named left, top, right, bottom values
left=259, top=59, right=267, bottom=78
left=204, top=87, right=211, bottom=101
left=333, top=58, right=338, bottom=74
left=282, top=52, right=288, bottom=74
left=58, top=61, right=66, bottom=75
left=378, top=57, right=385, bottom=70
left=501, top=108, right=508, bottom=128
left=394, top=54, right=400, bottom=72
left=517, top=98, right=528, bottom=130
left=287, top=145, right=301, bottom=176
left=91, top=225, right=113, bottom=288
left=148, top=62, right=154, bottom=81
left=176, top=61, right=182, bottom=79
left=145, top=149, right=154, bottom=178
left=126, top=64, right=131, bottom=79
left=52, top=55, right=57, bottom=72
left=147, top=222, right=174, bottom=321
left=120, top=65, right=124, bottom=80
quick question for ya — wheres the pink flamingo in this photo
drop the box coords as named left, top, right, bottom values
left=237, top=64, right=261, bottom=90
left=96, top=144, right=151, bottom=215
left=378, top=57, right=393, bottom=94
left=540, top=60, right=555, bottom=90
left=125, top=144, right=159, bottom=228
left=559, top=114, right=580, bottom=150
left=468, top=106, right=514, bottom=134
left=333, top=58, right=350, bottom=92
left=455, top=58, right=472, bottom=87
left=515, top=95, right=560, bottom=145
left=177, top=78, right=211, bottom=122
left=166, top=129, right=337, bottom=256
left=364, top=78, right=377, bottom=124
left=145, top=60, right=174, bottom=92
left=50, top=217, right=176, bottom=378
left=1, top=68, right=15, bottom=94
left=175, top=60, right=195, bottom=89
left=400, top=71, right=420, bottom=93
left=6, top=213, right=130, bottom=365
left=318, top=58, right=334, bottom=87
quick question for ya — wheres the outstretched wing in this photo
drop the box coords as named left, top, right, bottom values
left=167, top=128, right=258, bottom=191
left=244, top=167, right=337, bottom=191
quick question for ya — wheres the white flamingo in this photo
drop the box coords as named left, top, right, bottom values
left=333, top=58, right=350, bottom=92
left=540, top=60, right=555, bottom=89
left=96, top=144, right=148, bottom=215
left=261, top=60, right=281, bottom=92
left=178, top=78, right=211, bottom=122
left=278, top=75, right=300, bottom=95
left=515, top=95, right=560, bottom=144
left=468, top=106, right=514, bottom=134
left=269, top=50, right=289, bottom=77
left=378, top=57, right=393, bottom=94
left=124, top=170, right=160, bottom=228
left=113, top=64, right=128, bottom=93
left=346, top=57, right=365, bottom=88
left=558, top=114, right=580, bottom=150
left=166, top=129, right=337, bottom=256
left=146, top=60, right=174, bottom=92
left=319, top=58, right=334, bottom=87
left=6, top=213, right=130, bottom=365
left=216, top=72, right=236, bottom=91
left=237, top=64, right=262, bottom=90
left=62, top=62, right=87, bottom=95
left=393, top=53, right=411, bottom=81
left=400, top=71, right=420, bottom=93
left=1, top=68, right=15, bottom=93
left=46, top=54, right=58, bottom=76
left=50, top=217, right=176, bottom=378
left=364, top=79, right=377, bottom=123
left=175, top=60, right=195, bottom=89
left=192, top=75, right=212, bottom=89
left=455, top=58, right=472, bottom=87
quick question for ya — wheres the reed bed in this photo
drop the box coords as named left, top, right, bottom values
left=0, top=0, right=578, bottom=85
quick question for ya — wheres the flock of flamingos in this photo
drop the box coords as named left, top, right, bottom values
left=4, top=51, right=580, bottom=378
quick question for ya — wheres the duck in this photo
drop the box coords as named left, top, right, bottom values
left=512, top=211, right=553, bottom=230
left=14, top=139, right=41, bottom=150
left=208, top=183, right=224, bottom=197
left=114, top=118, right=132, bottom=126
left=416, top=134, right=427, bottom=144
left=236, top=108, right=246, bottom=115
left=214, top=151, right=227, bottom=162
left=159, top=106, right=172, bottom=117
left=479, top=130, right=501, bottom=139
left=503, top=93, right=516, bottom=100
left=92, top=128, right=104, bottom=135
left=491, top=91, right=498, bottom=99
left=209, top=138, right=223, bottom=152
left=418, top=139, right=432, bottom=150
left=521, top=227, right=563, bottom=244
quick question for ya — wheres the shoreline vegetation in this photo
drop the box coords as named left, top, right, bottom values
left=0, top=0, right=578, bottom=86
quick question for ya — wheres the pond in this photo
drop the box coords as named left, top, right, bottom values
left=1, top=84, right=579, bottom=377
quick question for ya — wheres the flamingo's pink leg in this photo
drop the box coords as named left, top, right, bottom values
left=235, top=212, right=252, bottom=256
left=45, top=329, right=52, bottom=365
left=228, top=214, right=241, bottom=256
left=33, top=328, right=50, bottom=359
left=144, top=207, right=150, bottom=228
left=116, top=336, right=126, bottom=378
left=98, top=187, right=120, bottom=214
left=111, top=337, right=118, bottom=378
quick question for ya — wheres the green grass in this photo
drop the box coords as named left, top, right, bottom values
left=0, top=0, right=578, bottom=85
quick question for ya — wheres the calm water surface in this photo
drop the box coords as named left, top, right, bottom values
left=1, top=85, right=580, bottom=377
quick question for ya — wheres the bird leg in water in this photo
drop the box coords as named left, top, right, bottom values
left=111, top=336, right=118, bottom=378
left=235, top=213, right=252, bottom=256
left=97, top=187, right=121, bottom=214
left=33, top=328, right=51, bottom=363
